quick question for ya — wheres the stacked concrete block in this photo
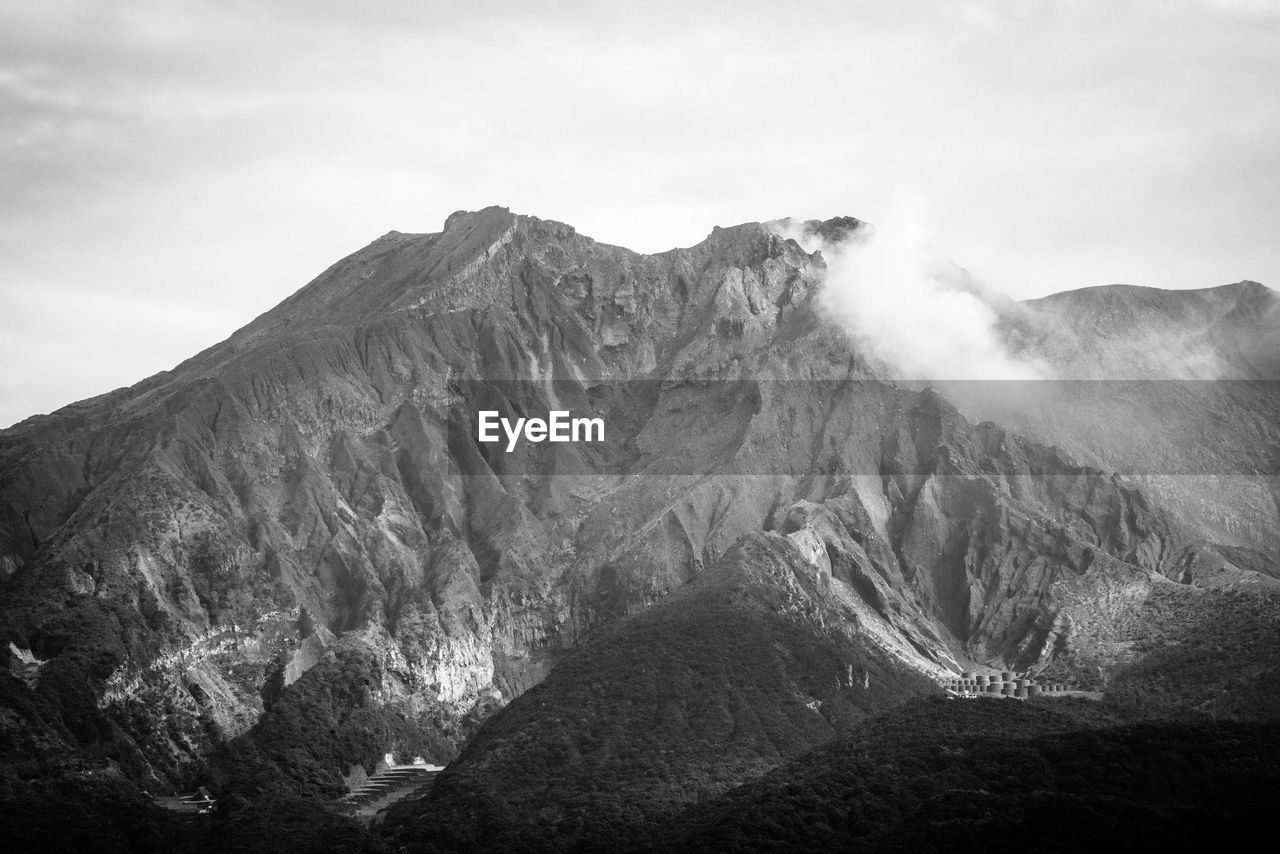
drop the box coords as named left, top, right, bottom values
left=943, top=670, right=1070, bottom=700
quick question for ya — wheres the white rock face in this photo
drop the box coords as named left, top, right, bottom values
left=786, top=527, right=832, bottom=576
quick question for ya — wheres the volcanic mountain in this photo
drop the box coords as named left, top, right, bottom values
left=1, top=207, right=1277, bottom=842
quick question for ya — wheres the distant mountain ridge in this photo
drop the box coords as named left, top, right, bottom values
left=1017, top=279, right=1280, bottom=379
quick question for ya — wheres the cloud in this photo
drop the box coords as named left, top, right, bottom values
left=1200, top=0, right=1280, bottom=14
left=774, top=203, right=1043, bottom=381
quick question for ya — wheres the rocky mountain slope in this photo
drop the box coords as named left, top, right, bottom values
left=943, top=280, right=1280, bottom=559
left=1, top=206, right=1276, bottom=799
left=1021, top=280, right=1280, bottom=380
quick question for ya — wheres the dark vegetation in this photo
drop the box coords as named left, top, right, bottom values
left=5, top=543, right=1279, bottom=853
left=208, top=645, right=453, bottom=800
left=6, top=584, right=1280, bottom=853
left=8, top=694, right=1279, bottom=853
left=381, top=548, right=1280, bottom=853
left=0, top=775, right=389, bottom=854
left=0, top=644, right=442, bottom=853
left=657, top=698, right=1280, bottom=853
left=0, top=775, right=191, bottom=854
left=380, top=677, right=1280, bottom=853
left=1105, top=585, right=1280, bottom=719
left=0, top=775, right=391, bottom=853
left=195, top=794, right=389, bottom=853
left=0, top=595, right=164, bottom=782
left=384, top=534, right=937, bottom=851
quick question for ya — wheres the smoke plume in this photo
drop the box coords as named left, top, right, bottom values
left=774, top=204, right=1044, bottom=381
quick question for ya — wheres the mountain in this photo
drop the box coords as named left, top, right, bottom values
left=940, top=280, right=1280, bottom=560
left=1, top=206, right=1278, bottom=848
left=1020, top=279, right=1280, bottom=380
left=381, top=532, right=935, bottom=851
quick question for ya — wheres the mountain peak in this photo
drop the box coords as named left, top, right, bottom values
left=441, top=205, right=513, bottom=234
left=763, top=215, right=868, bottom=247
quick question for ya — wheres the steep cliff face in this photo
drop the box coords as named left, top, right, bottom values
left=0, top=207, right=1274, bottom=788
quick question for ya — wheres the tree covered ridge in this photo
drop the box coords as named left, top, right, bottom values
left=383, top=533, right=937, bottom=851
left=659, top=698, right=1280, bottom=853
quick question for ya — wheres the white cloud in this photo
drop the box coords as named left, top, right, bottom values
left=777, top=202, right=1043, bottom=380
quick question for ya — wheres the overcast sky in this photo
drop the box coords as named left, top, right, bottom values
left=2, top=0, right=1278, bottom=426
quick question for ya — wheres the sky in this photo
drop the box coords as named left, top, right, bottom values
left=2, top=0, right=1279, bottom=426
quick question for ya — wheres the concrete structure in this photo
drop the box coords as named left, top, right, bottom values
left=155, top=787, right=216, bottom=815
left=939, top=671, right=1072, bottom=701
left=336, top=763, right=443, bottom=823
